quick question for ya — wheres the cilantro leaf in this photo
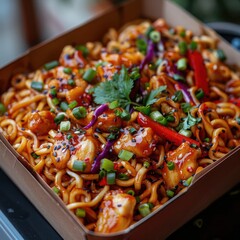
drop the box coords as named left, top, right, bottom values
left=145, top=85, right=167, bottom=106
left=182, top=113, right=201, bottom=130
left=93, top=66, right=134, bottom=108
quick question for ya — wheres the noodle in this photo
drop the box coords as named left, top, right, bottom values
left=0, top=18, right=240, bottom=234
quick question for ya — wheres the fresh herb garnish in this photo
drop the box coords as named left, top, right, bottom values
left=182, top=113, right=201, bottom=130
left=93, top=66, right=134, bottom=108
left=145, top=85, right=167, bottom=106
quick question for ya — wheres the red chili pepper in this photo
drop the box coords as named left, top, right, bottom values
left=99, top=177, right=107, bottom=186
left=188, top=50, right=209, bottom=95
left=229, top=98, right=240, bottom=107
left=137, top=112, right=200, bottom=147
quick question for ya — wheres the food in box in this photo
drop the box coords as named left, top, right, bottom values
left=0, top=0, right=240, bottom=239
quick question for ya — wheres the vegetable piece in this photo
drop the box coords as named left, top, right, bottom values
left=134, top=106, right=151, bottom=115
left=127, top=190, right=135, bottom=196
left=149, top=31, right=161, bottom=43
left=166, top=190, right=175, bottom=198
left=177, top=58, right=187, bottom=71
left=83, top=69, right=96, bottom=82
left=60, top=102, right=69, bottom=112
left=60, top=121, right=71, bottom=132
left=182, top=113, right=201, bottom=130
left=107, top=172, right=116, bottom=185
left=182, top=176, right=193, bottom=187
left=188, top=50, right=209, bottom=95
left=189, top=41, right=197, bottom=51
left=44, top=60, right=59, bottom=70
left=178, top=41, right=187, bottom=55
left=167, top=161, right=175, bottom=170
left=54, top=113, right=65, bottom=124
left=118, top=149, right=134, bottom=161
left=75, top=208, right=86, bottom=218
left=91, top=140, right=115, bottom=173
left=195, top=89, right=204, bottom=100
left=52, top=98, right=59, bottom=105
left=93, top=66, right=134, bottom=108
left=52, top=186, right=60, bottom=194
left=68, top=100, right=78, bottom=109
left=136, top=38, right=147, bottom=54
left=139, top=40, right=155, bottom=72
left=179, top=129, right=192, bottom=137
left=138, top=203, right=151, bottom=217
left=172, top=90, right=183, bottom=102
left=137, top=112, right=200, bottom=147
left=175, top=82, right=194, bottom=104
left=67, top=79, right=75, bottom=86
left=117, top=173, right=129, bottom=180
left=72, top=106, right=87, bottom=119
left=63, top=67, right=72, bottom=74
left=73, top=160, right=86, bottom=171
left=109, top=100, right=119, bottom=109
left=31, top=152, right=39, bottom=159
left=31, top=81, right=43, bottom=92
left=145, top=85, right=167, bottom=106
left=150, top=111, right=168, bottom=126
left=84, top=103, right=109, bottom=129
left=75, top=45, right=89, bottom=58
left=143, top=161, right=150, bottom=168
left=0, top=103, right=7, bottom=116
left=216, top=49, right=226, bottom=61
left=100, top=158, right=114, bottom=172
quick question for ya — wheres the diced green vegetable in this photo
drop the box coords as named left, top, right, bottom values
left=31, top=81, right=43, bottom=92
left=100, top=158, right=114, bottom=172
left=72, top=160, right=86, bottom=171
left=83, top=69, right=96, bottom=82
left=60, top=121, right=71, bottom=132
left=72, top=106, right=87, bottom=119
left=118, top=149, right=134, bottom=161
left=44, top=60, right=59, bottom=70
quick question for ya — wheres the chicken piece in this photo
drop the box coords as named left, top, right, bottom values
left=95, top=190, right=136, bottom=233
left=114, top=127, right=155, bottom=157
left=94, top=109, right=122, bottom=132
left=28, top=111, right=57, bottom=135
left=161, top=142, right=201, bottom=189
left=67, top=136, right=101, bottom=172
left=51, top=139, right=71, bottom=170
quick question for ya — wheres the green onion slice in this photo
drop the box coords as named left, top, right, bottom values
left=83, top=69, right=96, bottom=82
left=118, top=149, right=134, bottom=161
left=166, top=189, right=175, bottom=198
left=54, top=113, right=65, bottom=124
left=31, top=81, right=43, bottom=92
left=60, top=102, right=69, bottom=112
left=72, top=160, right=86, bottom=171
left=0, top=103, right=7, bottom=116
left=178, top=41, right=188, bottom=55
left=167, top=161, right=175, bottom=170
left=72, top=106, right=87, bottom=119
left=150, top=31, right=161, bottom=43
left=100, top=158, right=114, bottom=172
left=63, top=67, right=72, bottom=74
left=60, top=121, right=71, bottom=132
left=68, top=100, right=78, bottom=109
left=138, top=203, right=151, bottom=217
left=177, top=58, right=187, bottom=71
left=107, top=172, right=116, bottom=185
left=75, top=208, right=86, bottom=218
left=44, top=60, right=59, bottom=71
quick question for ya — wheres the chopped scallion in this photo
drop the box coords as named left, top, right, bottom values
left=31, top=152, right=39, bottom=159
left=63, top=67, right=72, bottom=74
left=68, top=100, right=78, bottom=109
left=54, top=113, right=65, bottom=124
left=76, top=45, right=89, bottom=58
left=189, top=41, right=197, bottom=51
left=136, top=38, right=147, bottom=54
left=83, top=69, right=96, bottom=82
left=172, top=90, right=183, bottom=102
left=178, top=41, right=188, bottom=55
left=150, top=31, right=161, bottom=43
left=75, top=208, right=86, bottom=218
left=166, top=189, right=175, bottom=198
left=109, top=100, right=119, bottom=109
left=167, top=161, right=175, bottom=170
left=44, top=60, right=59, bottom=71
left=216, top=49, right=226, bottom=61
left=177, top=58, right=187, bottom=71
left=195, top=88, right=204, bottom=100
left=118, top=149, right=134, bottom=161
left=0, top=103, right=7, bottom=116
left=118, top=173, right=129, bottom=180
left=52, top=186, right=60, bottom=194
left=100, top=158, right=114, bottom=172
left=179, top=129, right=192, bottom=137
left=127, top=190, right=135, bottom=196
left=183, top=176, right=193, bottom=187
left=52, top=98, right=59, bottom=105
left=31, top=81, right=43, bottom=92
left=72, top=160, right=86, bottom=171
left=107, top=172, right=116, bottom=185
left=138, top=203, right=151, bottom=217
left=60, top=101, right=69, bottom=112
left=143, top=161, right=150, bottom=168
left=72, top=106, right=87, bottom=119
left=67, top=79, right=75, bottom=86
left=60, top=121, right=71, bottom=132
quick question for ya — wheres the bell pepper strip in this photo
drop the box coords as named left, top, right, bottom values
left=137, top=112, right=200, bottom=147
left=188, top=50, right=209, bottom=96
left=229, top=98, right=240, bottom=107
left=99, top=177, right=107, bottom=186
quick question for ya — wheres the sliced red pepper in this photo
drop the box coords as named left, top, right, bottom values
left=137, top=112, right=200, bottom=147
left=229, top=98, right=240, bottom=107
left=99, top=177, right=107, bottom=186
left=188, top=50, right=209, bottom=95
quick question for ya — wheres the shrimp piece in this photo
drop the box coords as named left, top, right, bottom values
left=28, top=111, right=57, bottom=135
left=67, top=136, right=101, bottom=173
left=161, top=142, right=201, bottom=189
left=95, top=190, right=136, bottom=233
left=114, top=127, right=156, bottom=157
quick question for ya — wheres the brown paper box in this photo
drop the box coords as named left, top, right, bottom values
left=1, top=0, right=240, bottom=239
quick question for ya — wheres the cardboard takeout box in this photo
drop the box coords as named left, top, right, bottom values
left=1, top=0, right=240, bottom=239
